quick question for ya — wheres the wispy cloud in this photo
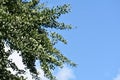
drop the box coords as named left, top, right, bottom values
left=113, top=69, right=120, bottom=80
left=56, top=66, right=75, bottom=80
left=113, top=73, right=120, bottom=80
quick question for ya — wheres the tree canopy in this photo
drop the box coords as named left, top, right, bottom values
left=0, top=0, right=76, bottom=80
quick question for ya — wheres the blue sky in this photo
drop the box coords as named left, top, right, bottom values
left=7, top=0, right=120, bottom=80
left=41, top=0, right=120, bottom=80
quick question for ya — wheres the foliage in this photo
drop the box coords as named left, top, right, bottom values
left=0, top=0, right=76, bottom=80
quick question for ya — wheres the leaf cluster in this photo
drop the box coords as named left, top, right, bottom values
left=0, top=0, right=76, bottom=80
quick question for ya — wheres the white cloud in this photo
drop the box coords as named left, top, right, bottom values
left=6, top=48, right=47, bottom=80
left=5, top=45, right=75, bottom=80
left=56, top=66, right=75, bottom=80
left=8, top=50, right=25, bottom=69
